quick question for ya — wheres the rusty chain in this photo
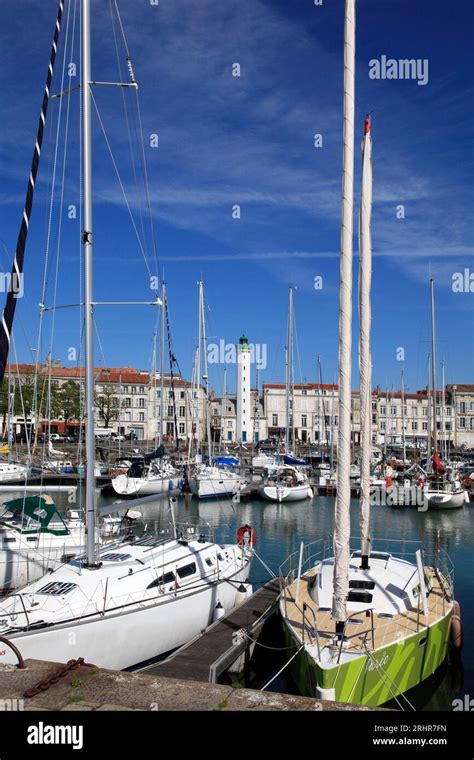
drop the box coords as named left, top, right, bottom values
left=24, top=657, right=96, bottom=698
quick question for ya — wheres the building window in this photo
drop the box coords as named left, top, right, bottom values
left=380, top=406, right=386, bottom=416
left=180, top=391, right=185, bottom=399
left=423, top=408, right=428, bottom=417
left=167, top=405, right=174, bottom=416
left=179, top=423, right=185, bottom=435
left=436, top=407, right=440, bottom=416
left=460, top=402, right=467, bottom=414
left=138, top=398, right=145, bottom=408
left=179, top=406, right=185, bottom=417
left=139, top=386, right=145, bottom=393
left=459, top=417, right=466, bottom=429
left=390, top=406, right=396, bottom=415
left=301, top=415, right=307, bottom=427
left=272, top=414, right=278, bottom=426
left=139, top=412, right=145, bottom=422
left=302, top=389, right=307, bottom=396
left=446, top=407, right=451, bottom=416
left=422, top=422, right=428, bottom=431
left=169, top=391, right=174, bottom=399
left=124, top=398, right=131, bottom=408
left=412, top=421, right=418, bottom=431
left=380, top=422, right=386, bottom=431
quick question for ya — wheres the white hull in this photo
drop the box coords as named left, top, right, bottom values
left=189, top=468, right=242, bottom=499
left=0, top=464, right=29, bottom=483
left=0, top=556, right=252, bottom=670
left=112, top=473, right=181, bottom=497
left=423, top=488, right=466, bottom=510
left=260, top=484, right=313, bottom=502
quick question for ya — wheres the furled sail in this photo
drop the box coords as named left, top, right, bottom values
left=0, top=1, right=65, bottom=385
left=332, top=0, right=356, bottom=628
left=358, top=115, right=373, bottom=567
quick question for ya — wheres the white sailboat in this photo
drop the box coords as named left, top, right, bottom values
left=188, top=282, right=243, bottom=499
left=280, top=4, right=455, bottom=707
left=423, top=280, right=466, bottom=510
left=259, top=287, right=312, bottom=502
left=0, top=496, right=94, bottom=592
left=0, top=0, right=253, bottom=669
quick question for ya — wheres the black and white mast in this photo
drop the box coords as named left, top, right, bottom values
left=0, top=1, right=65, bottom=386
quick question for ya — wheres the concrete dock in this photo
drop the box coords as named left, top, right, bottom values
left=0, top=659, right=379, bottom=711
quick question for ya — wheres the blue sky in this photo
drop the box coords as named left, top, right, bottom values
left=0, top=0, right=473, bottom=395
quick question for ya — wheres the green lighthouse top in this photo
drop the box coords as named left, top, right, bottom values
left=239, top=333, right=248, bottom=346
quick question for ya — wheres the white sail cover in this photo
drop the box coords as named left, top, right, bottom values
left=332, top=0, right=356, bottom=623
left=358, top=116, right=373, bottom=559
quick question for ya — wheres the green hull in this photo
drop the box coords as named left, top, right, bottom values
left=283, top=610, right=452, bottom=708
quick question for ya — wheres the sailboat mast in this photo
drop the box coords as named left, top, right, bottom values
left=82, top=0, right=97, bottom=566
left=358, top=114, right=372, bottom=570
left=430, top=279, right=438, bottom=453
left=441, top=360, right=446, bottom=461
left=159, top=281, right=166, bottom=447
left=200, top=283, right=212, bottom=458
left=401, top=370, right=406, bottom=463
left=333, top=0, right=356, bottom=632
left=285, top=287, right=293, bottom=452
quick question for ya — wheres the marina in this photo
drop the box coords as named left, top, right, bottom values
left=0, top=0, right=472, bottom=740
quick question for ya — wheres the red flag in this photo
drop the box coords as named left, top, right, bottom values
left=433, top=450, right=445, bottom=475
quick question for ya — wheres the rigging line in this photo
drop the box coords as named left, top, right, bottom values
left=112, top=1, right=160, bottom=278
left=109, top=0, right=148, bottom=259
left=89, top=89, right=152, bottom=280
left=48, top=0, right=78, bottom=370
left=32, top=0, right=72, bottom=437
left=260, top=644, right=304, bottom=692
left=0, top=0, right=66, bottom=400
left=165, top=294, right=180, bottom=447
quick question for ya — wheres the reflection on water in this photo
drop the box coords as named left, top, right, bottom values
left=48, top=489, right=474, bottom=710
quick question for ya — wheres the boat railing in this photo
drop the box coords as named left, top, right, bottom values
left=336, top=608, right=375, bottom=663
left=0, top=594, right=30, bottom=628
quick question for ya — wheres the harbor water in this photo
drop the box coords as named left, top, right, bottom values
left=41, top=489, right=474, bottom=709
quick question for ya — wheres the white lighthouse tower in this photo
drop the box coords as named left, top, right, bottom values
left=236, top=334, right=252, bottom=443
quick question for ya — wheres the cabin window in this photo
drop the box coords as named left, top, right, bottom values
left=217, top=553, right=224, bottom=561
left=205, top=558, right=214, bottom=567
left=177, top=562, right=197, bottom=579
left=3, top=537, right=16, bottom=543
left=147, top=571, right=175, bottom=589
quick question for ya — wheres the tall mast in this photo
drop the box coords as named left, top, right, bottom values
left=358, top=114, right=372, bottom=570
left=199, top=282, right=212, bottom=458
left=401, top=370, right=406, bottom=463
left=285, top=287, right=293, bottom=452
left=441, top=360, right=446, bottom=461
left=430, top=279, right=438, bottom=453
left=427, top=355, right=432, bottom=455
left=159, top=281, right=166, bottom=447
left=333, top=0, right=356, bottom=633
left=82, top=0, right=97, bottom=566
left=317, top=356, right=322, bottom=451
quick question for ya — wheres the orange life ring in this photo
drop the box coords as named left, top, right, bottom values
left=237, top=524, right=256, bottom=547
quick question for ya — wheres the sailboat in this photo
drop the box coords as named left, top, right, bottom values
left=422, top=281, right=466, bottom=510
left=188, top=282, right=243, bottom=499
left=0, top=0, right=253, bottom=670
left=280, top=2, right=455, bottom=707
left=258, top=287, right=313, bottom=502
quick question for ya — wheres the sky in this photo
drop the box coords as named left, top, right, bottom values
left=0, top=0, right=473, bottom=396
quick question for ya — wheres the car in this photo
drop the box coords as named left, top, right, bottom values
left=49, top=433, right=65, bottom=442
left=111, top=434, right=126, bottom=441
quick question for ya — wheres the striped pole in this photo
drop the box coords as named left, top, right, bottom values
left=0, top=1, right=65, bottom=385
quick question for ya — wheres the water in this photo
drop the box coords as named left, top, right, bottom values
left=58, top=489, right=473, bottom=709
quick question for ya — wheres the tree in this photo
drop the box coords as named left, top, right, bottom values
left=57, top=380, right=82, bottom=421
left=95, top=385, right=122, bottom=429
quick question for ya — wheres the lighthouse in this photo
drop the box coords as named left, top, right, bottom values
left=236, top=334, right=251, bottom=443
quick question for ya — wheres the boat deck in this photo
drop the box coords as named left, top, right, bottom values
left=282, top=566, right=450, bottom=655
